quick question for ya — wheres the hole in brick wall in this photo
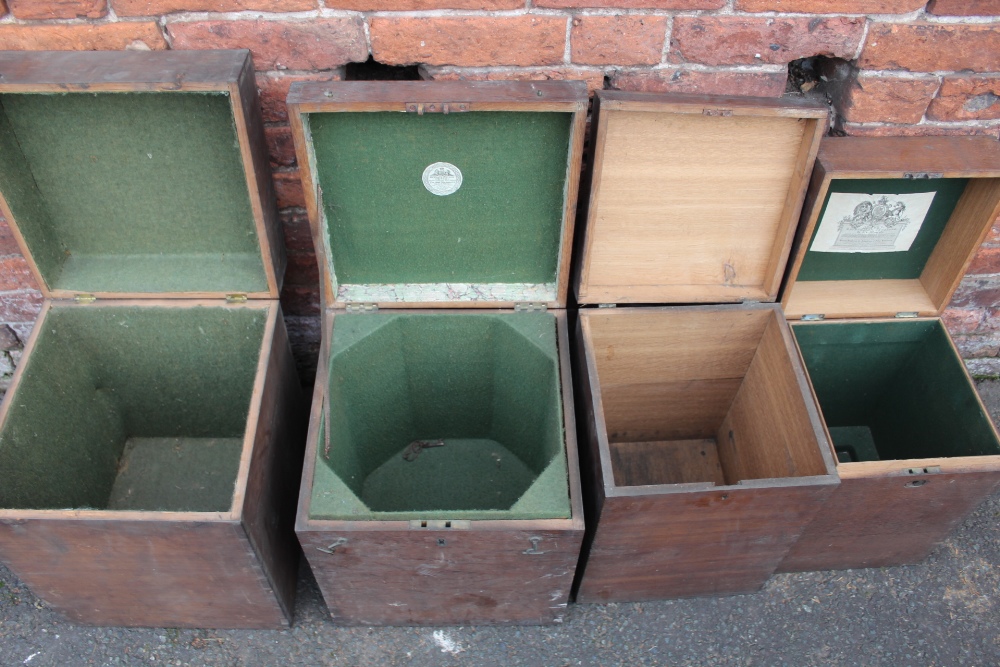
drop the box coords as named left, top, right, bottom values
left=345, top=57, right=423, bottom=81
left=785, top=55, right=854, bottom=135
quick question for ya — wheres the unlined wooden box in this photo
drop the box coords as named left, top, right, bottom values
left=779, top=137, right=1000, bottom=572
left=288, top=81, right=587, bottom=625
left=0, top=50, right=305, bottom=628
left=572, top=91, right=840, bottom=602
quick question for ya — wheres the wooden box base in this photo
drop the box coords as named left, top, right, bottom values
left=296, top=309, right=584, bottom=625
left=780, top=317, right=1000, bottom=572
left=0, top=300, right=305, bottom=628
left=574, top=305, right=839, bottom=603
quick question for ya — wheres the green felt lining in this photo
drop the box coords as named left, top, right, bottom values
left=0, top=92, right=267, bottom=294
left=793, top=320, right=1000, bottom=461
left=307, top=111, right=572, bottom=295
left=797, top=178, right=968, bottom=282
left=0, top=305, right=266, bottom=511
left=310, top=312, right=570, bottom=521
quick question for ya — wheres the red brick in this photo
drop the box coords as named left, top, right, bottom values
left=425, top=67, right=605, bottom=92
left=671, top=17, right=864, bottom=66
left=281, top=209, right=315, bottom=253
left=284, top=250, right=319, bottom=286
left=835, top=74, right=940, bottom=124
left=538, top=0, right=720, bottom=8
left=927, top=76, right=1000, bottom=122
left=0, top=22, right=167, bottom=51
left=274, top=170, right=305, bottom=209
left=265, top=125, right=297, bottom=169
left=943, top=307, right=986, bottom=334
left=928, top=0, right=1000, bottom=15
left=0, top=219, right=23, bottom=257
left=0, top=256, right=35, bottom=292
left=860, top=24, right=1000, bottom=73
left=168, top=19, right=367, bottom=71
left=8, top=0, right=105, bottom=19
left=326, top=0, right=519, bottom=9
left=115, top=0, right=314, bottom=14
left=0, top=0, right=7, bottom=15
left=950, top=276, right=1000, bottom=308
left=980, top=308, right=1000, bottom=333
left=370, top=16, right=566, bottom=67
left=968, top=245, right=1000, bottom=275
left=571, top=16, right=667, bottom=66
left=280, top=284, right=320, bottom=317
left=843, top=123, right=1000, bottom=139
left=985, top=218, right=1000, bottom=245
left=951, top=334, right=1000, bottom=358
left=737, top=0, right=924, bottom=11
left=0, top=290, right=43, bottom=323
left=611, top=69, right=787, bottom=97
left=257, top=71, right=342, bottom=124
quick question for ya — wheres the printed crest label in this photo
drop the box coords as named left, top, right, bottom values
left=810, top=192, right=937, bottom=254
left=422, top=162, right=463, bottom=196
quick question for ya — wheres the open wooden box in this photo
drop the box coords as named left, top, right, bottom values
left=287, top=81, right=587, bottom=625
left=0, top=51, right=304, bottom=628
left=572, top=91, right=839, bottom=602
left=778, top=137, right=1000, bottom=572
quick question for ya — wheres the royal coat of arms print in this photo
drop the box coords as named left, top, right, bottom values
left=810, top=192, right=937, bottom=254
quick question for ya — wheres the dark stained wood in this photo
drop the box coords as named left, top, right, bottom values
left=780, top=471, right=1000, bottom=572
left=0, top=50, right=247, bottom=92
left=609, top=439, right=724, bottom=487
left=287, top=80, right=589, bottom=112
left=296, top=310, right=585, bottom=625
left=817, top=136, right=1000, bottom=177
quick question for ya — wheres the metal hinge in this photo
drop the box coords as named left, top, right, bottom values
left=801, top=314, right=825, bottom=321
left=225, top=294, right=248, bottom=304
left=405, top=102, right=470, bottom=115
left=895, top=311, right=919, bottom=318
left=703, top=108, right=733, bottom=117
left=741, top=298, right=761, bottom=305
left=515, top=303, right=547, bottom=313
left=346, top=303, right=378, bottom=313
left=74, top=293, right=97, bottom=304
left=904, top=172, right=943, bottom=180
left=597, top=303, right=617, bottom=309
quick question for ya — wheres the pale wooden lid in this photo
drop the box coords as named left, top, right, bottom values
left=782, top=137, right=1000, bottom=320
left=575, top=91, right=827, bottom=305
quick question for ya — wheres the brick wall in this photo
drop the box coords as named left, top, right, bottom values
left=0, top=0, right=998, bottom=389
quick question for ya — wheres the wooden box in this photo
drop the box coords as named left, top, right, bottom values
left=572, top=92, right=840, bottom=602
left=779, top=137, right=1000, bottom=572
left=0, top=51, right=305, bottom=628
left=287, top=81, right=587, bottom=625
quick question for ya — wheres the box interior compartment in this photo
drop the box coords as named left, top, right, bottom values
left=785, top=176, right=1000, bottom=317
left=792, top=319, right=1000, bottom=463
left=310, top=312, right=570, bottom=520
left=0, top=305, right=267, bottom=512
left=0, top=92, right=267, bottom=294
left=584, top=308, right=828, bottom=488
left=578, top=106, right=823, bottom=304
left=304, top=111, right=573, bottom=303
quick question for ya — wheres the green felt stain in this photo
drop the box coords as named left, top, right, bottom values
left=0, top=305, right=266, bottom=510
left=308, top=111, right=572, bottom=286
left=797, top=178, right=968, bottom=281
left=0, top=92, right=267, bottom=293
left=309, top=312, right=570, bottom=521
left=793, top=320, right=1000, bottom=462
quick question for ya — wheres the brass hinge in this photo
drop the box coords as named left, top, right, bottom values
left=904, top=172, right=943, bottom=180
left=74, top=293, right=97, bottom=304
left=515, top=303, right=547, bottom=313
left=895, top=311, right=919, bottom=318
left=597, top=303, right=617, bottom=309
left=405, top=102, right=470, bottom=115
left=346, top=303, right=378, bottom=313
left=801, top=314, right=825, bottom=321
left=225, top=294, right=248, bottom=304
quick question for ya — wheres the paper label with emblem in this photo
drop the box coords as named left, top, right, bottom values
left=422, top=162, right=463, bottom=196
left=810, top=192, right=936, bottom=254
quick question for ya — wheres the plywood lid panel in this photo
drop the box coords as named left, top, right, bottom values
left=576, top=92, right=827, bottom=305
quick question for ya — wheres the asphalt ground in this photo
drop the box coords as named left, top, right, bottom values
left=2, top=382, right=999, bottom=667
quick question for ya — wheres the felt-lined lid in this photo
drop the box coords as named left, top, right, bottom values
left=782, top=137, right=1000, bottom=320
left=286, top=81, right=587, bottom=309
left=0, top=50, right=282, bottom=299
left=575, top=91, right=828, bottom=305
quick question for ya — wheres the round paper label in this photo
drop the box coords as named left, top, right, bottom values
left=422, top=162, right=463, bottom=196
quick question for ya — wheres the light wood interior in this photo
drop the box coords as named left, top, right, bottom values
left=580, top=110, right=815, bottom=303
left=786, top=177, right=1000, bottom=320
left=583, top=307, right=827, bottom=488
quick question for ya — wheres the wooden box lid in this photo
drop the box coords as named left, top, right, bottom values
left=575, top=91, right=828, bottom=305
left=0, top=50, right=282, bottom=300
left=286, top=81, right=588, bottom=310
left=782, top=137, right=1000, bottom=320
